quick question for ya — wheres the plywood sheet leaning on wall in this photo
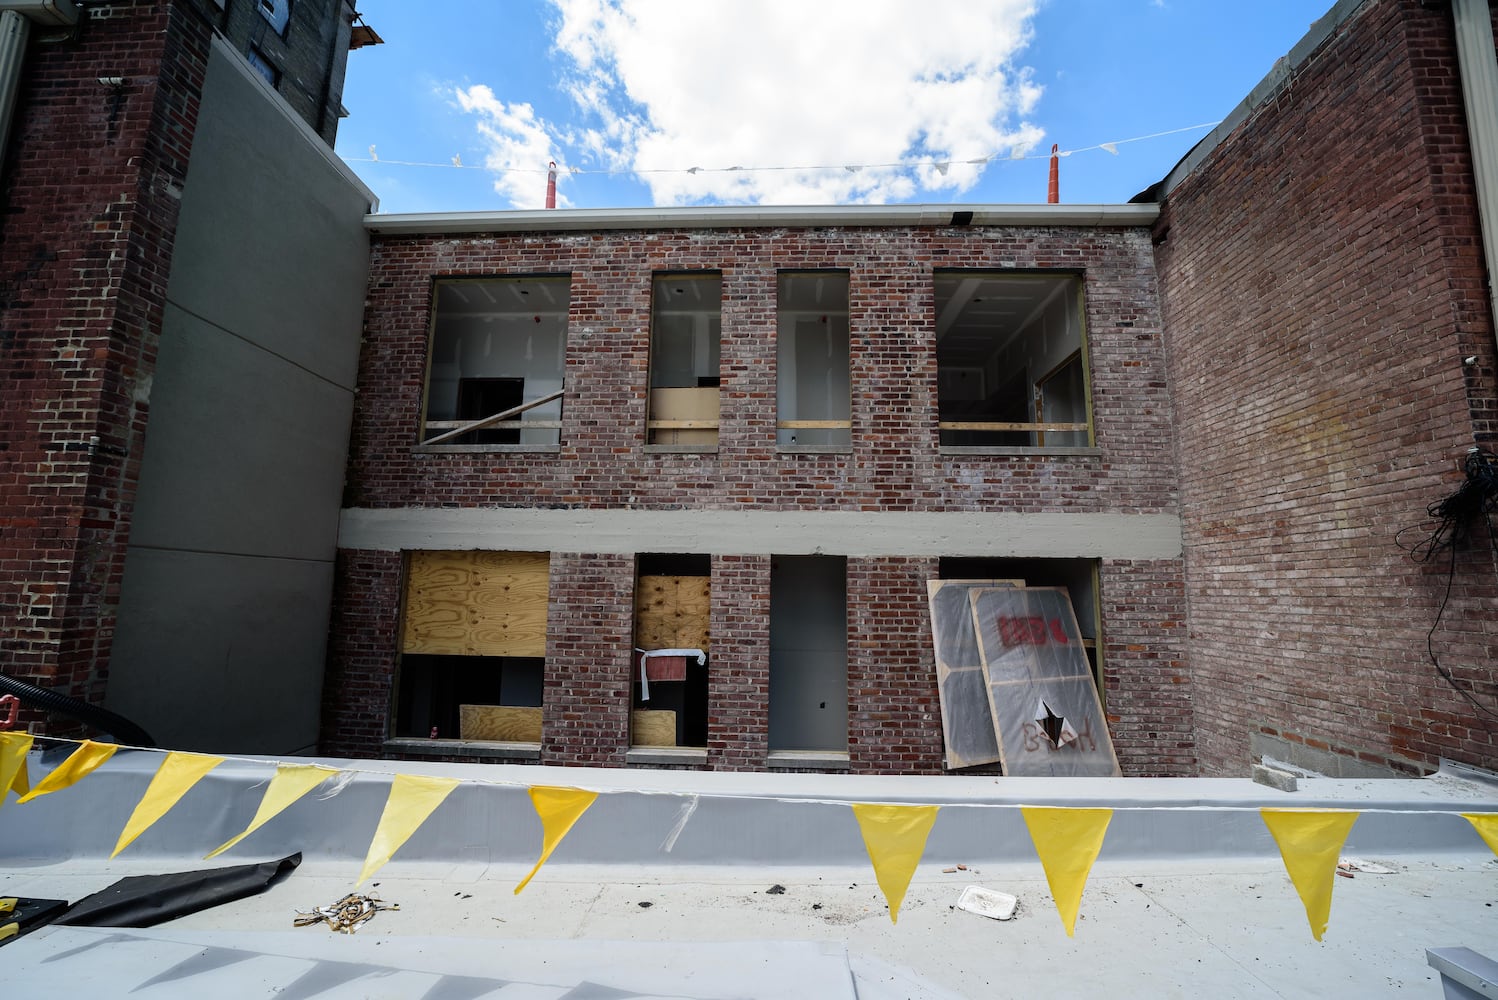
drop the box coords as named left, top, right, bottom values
left=926, top=580, right=1021, bottom=770
left=403, top=551, right=549, bottom=657
left=635, top=575, right=710, bottom=651
left=970, top=586, right=1120, bottom=777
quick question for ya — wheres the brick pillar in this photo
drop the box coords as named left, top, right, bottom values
left=319, top=549, right=403, bottom=757
left=847, top=556, right=944, bottom=774
left=1099, top=558, right=1194, bottom=776
left=543, top=553, right=634, bottom=767
left=708, top=554, right=770, bottom=770
left=0, top=2, right=212, bottom=725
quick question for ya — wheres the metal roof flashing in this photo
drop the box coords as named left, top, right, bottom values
left=363, top=202, right=1160, bottom=236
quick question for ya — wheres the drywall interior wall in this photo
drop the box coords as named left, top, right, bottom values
left=769, top=555, right=848, bottom=751
left=106, top=40, right=372, bottom=754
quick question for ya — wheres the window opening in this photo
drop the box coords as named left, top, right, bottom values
left=246, top=46, right=281, bottom=87
left=647, top=274, right=720, bottom=445
left=776, top=272, right=850, bottom=447
left=934, top=271, right=1090, bottom=447
left=396, top=551, right=549, bottom=743
left=423, top=276, right=569, bottom=446
left=258, top=0, right=291, bottom=35
left=632, top=554, right=710, bottom=748
left=769, top=556, right=847, bottom=751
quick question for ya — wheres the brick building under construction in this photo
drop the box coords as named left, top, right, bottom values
left=2, top=0, right=1497, bottom=779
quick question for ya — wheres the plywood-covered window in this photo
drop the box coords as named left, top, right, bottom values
left=934, top=271, right=1091, bottom=448
left=395, top=550, right=549, bottom=743
left=777, top=271, right=850, bottom=448
left=769, top=555, right=847, bottom=751
left=631, top=554, right=710, bottom=748
left=647, top=273, right=720, bottom=446
left=422, top=276, right=569, bottom=446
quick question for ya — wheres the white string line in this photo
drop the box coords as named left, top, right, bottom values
left=341, top=122, right=1222, bottom=176
left=21, top=735, right=1495, bottom=816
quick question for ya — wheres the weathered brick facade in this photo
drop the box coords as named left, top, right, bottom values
left=1152, top=0, right=1498, bottom=774
left=329, top=222, right=1192, bottom=774
left=0, top=2, right=212, bottom=722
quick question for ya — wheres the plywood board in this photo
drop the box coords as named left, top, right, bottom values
left=649, top=388, right=719, bottom=444
left=970, top=586, right=1120, bottom=777
left=631, top=709, right=677, bottom=747
left=459, top=704, right=542, bottom=742
left=635, top=575, right=710, bottom=651
left=926, top=580, right=1021, bottom=770
left=403, top=550, right=549, bottom=657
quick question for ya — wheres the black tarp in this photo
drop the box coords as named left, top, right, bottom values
left=53, top=853, right=301, bottom=928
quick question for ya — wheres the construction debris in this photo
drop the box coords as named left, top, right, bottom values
left=955, top=886, right=1018, bottom=921
left=294, top=893, right=399, bottom=933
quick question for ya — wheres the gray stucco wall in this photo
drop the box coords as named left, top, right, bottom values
left=106, top=38, right=372, bottom=754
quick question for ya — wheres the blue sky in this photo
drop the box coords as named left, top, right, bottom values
left=334, top=1, right=1328, bottom=214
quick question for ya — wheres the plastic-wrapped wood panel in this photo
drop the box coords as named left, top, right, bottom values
left=635, top=575, right=710, bottom=650
left=402, top=551, right=549, bottom=657
left=970, top=586, right=1120, bottom=777
left=926, top=580, right=1020, bottom=769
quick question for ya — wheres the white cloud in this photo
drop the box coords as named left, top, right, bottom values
left=461, top=0, right=1044, bottom=207
left=454, top=85, right=567, bottom=209
left=551, top=0, right=1043, bottom=205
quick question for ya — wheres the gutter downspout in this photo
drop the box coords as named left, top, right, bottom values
left=1451, top=0, right=1498, bottom=342
left=0, top=9, right=30, bottom=175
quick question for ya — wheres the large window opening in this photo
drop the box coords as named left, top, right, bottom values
left=934, top=272, right=1090, bottom=447
left=777, top=271, right=850, bottom=448
left=423, top=276, right=569, bottom=446
left=632, top=554, right=710, bottom=748
left=647, top=274, right=720, bottom=446
left=395, top=551, right=549, bottom=744
left=769, top=555, right=847, bottom=752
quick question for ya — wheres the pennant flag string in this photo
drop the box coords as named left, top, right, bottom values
left=1261, top=809, right=1361, bottom=941
left=358, top=773, right=462, bottom=885
left=341, top=122, right=1223, bottom=179
left=112, top=751, right=225, bottom=857
left=852, top=803, right=941, bottom=924
left=206, top=762, right=341, bottom=859
left=16, top=739, right=117, bottom=804
left=514, top=786, right=599, bottom=894
left=17, top=733, right=1498, bottom=820
left=1020, top=806, right=1113, bottom=936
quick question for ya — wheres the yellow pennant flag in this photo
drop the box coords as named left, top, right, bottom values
left=357, top=773, right=461, bottom=885
left=16, top=740, right=118, bottom=804
left=1261, top=809, right=1359, bottom=941
left=0, top=732, right=32, bottom=808
left=112, top=752, right=226, bottom=858
left=851, top=803, right=940, bottom=924
left=1461, top=813, right=1498, bottom=856
left=514, top=786, right=599, bottom=894
left=1020, top=806, right=1113, bottom=936
left=206, top=763, right=339, bottom=859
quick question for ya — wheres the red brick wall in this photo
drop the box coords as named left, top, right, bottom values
left=847, top=556, right=944, bottom=774
left=333, top=223, right=1190, bottom=773
left=708, top=554, right=770, bottom=770
left=542, top=553, right=635, bottom=766
left=348, top=226, right=1174, bottom=513
left=1154, top=0, right=1498, bottom=774
left=1100, top=560, right=1193, bottom=776
left=0, top=2, right=211, bottom=723
left=319, top=548, right=402, bottom=757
